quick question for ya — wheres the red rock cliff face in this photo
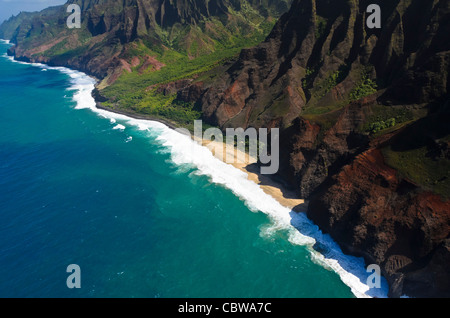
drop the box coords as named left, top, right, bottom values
left=195, top=0, right=450, bottom=297
left=200, top=0, right=449, bottom=129
left=308, top=147, right=450, bottom=297
left=280, top=96, right=450, bottom=297
left=3, top=0, right=449, bottom=297
left=200, top=0, right=317, bottom=129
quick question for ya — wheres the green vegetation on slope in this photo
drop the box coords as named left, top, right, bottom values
left=382, top=113, right=450, bottom=199
left=100, top=40, right=261, bottom=126
left=90, top=1, right=279, bottom=127
left=349, top=76, right=378, bottom=102
left=383, top=143, right=450, bottom=200
left=0, top=0, right=285, bottom=128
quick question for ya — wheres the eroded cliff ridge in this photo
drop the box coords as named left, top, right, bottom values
left=193, top=0, right=450, bottom=297
left=1, top=0, right=449, bottom=297
left=1, top=0, right=293, bottom=124
left=1, top=0, right=290, bottom=80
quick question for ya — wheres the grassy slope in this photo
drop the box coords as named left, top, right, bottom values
left=381, top=113, right=450, bottom=200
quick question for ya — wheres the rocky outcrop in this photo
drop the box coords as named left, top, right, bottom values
left=308, top=146, right=450, bottom=297
left=278, top=96, right=373, bottom=197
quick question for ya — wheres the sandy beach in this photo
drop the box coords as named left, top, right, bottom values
left=200, top=138, right=307, bottom=212
left=96, top=103, right=307, bottom=212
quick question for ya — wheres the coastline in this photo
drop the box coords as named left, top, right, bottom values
left=0, top=44, right=389, bottom=298
left=96, top=101, right=307, bottom=212
left=4, top=36, right=305, bottom=214
left=4, top=0, right=450, bottom=296
left=91, top=87, right=387, bottom=299
left=95, top=101, right=181, bottom=132
left=199, top=139, right=307, bottom=212
left=92, top=93, right=389, bottom=299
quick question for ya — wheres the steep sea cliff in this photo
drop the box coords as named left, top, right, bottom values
left=1, top=0, right=449, bottom=297
left=0, top=39, right=389, bottom=297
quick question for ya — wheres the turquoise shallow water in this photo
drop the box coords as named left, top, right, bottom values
left=0, top=41, right=387, bottom=298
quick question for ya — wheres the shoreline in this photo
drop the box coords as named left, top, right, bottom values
left=97, top=102, right=307, bottom=212
left=199, top=139, right=307, bottom=212
left=3, top=37, right=306, bottom=212
left=2, top=39, right=306, bottom=213
left=1, top=47, right=389, bottom=298
left=95, top=103, right=181, bottom=131
left=92, top=88, right=388, bottom=299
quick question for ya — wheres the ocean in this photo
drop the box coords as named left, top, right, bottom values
left=0, top=40, right=388, bottom=298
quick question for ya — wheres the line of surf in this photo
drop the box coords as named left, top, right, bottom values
left=0, top=47, right=389, bottom=298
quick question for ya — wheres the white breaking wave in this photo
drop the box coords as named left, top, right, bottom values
left=0, top=39, right=10, bottom=44
left=4, top=55, right=389, bottom=298
left=113, top=124, right=126, bottom=130
left=151, top=124, right=389, bottom=298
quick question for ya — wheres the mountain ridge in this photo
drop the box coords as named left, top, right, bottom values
left=0, top=0, right=290, bottom=79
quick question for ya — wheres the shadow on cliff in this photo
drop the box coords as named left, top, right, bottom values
left=243, top=162, right=301, bottom=200
left=388, top=104, right=450, bottom=154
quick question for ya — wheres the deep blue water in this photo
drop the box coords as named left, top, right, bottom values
left=0, top=41, right=387, bottom=298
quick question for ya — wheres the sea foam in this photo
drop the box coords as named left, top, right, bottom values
left=4, top=55, right=389, bottom=298
left=113, top=124, right=126, bottom=130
